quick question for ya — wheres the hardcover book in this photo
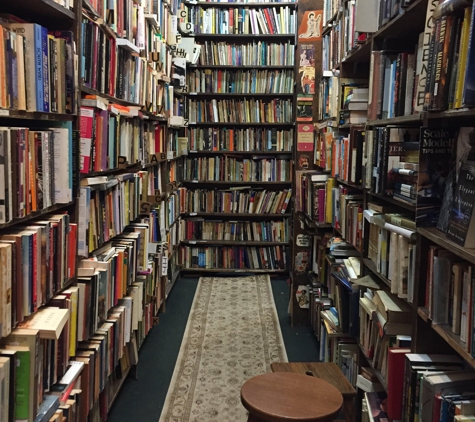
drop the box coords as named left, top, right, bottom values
left=447, top=160, right=475, bottom=247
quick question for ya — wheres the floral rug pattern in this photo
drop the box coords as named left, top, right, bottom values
left=159, top=275, right=288, bottom=422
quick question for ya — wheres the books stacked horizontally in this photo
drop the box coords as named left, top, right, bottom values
left=339, top=86, right=369, bottom=125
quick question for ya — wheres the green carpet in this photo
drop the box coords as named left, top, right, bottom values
left=107, top=277, right=319, bottom=422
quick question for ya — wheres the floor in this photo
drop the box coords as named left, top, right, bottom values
left=107, top=277, right=320, bottom=422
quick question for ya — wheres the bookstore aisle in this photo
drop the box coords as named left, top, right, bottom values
left=106, top=277, right=319, bottom=422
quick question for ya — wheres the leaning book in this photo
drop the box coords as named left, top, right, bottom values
left=447, top=160, right=475, bottom=248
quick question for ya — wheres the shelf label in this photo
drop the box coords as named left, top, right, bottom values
left=0, top=109, right=9, bottom=116
left=189, top=241, right=196, bottom=245
left=190, top=212, right=197, bottom=216
left=167, top=151, right=174, bottom=160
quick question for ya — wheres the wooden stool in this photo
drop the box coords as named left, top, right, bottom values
left=270, top=362, right=356, bottom=422
left=240, top=372, right=343, bottom=422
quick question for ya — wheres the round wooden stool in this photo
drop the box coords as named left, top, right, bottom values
left=241, top=372, right=344, bottom=422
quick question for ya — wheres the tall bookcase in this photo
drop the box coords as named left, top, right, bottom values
left=175, top=0, right=297, bottom=273
left=306, top=0, right=475, bottom=419
left=0, top=0, right=186, bottom=421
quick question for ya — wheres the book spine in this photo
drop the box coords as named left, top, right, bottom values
left=41, top=27, right=49, bottom=112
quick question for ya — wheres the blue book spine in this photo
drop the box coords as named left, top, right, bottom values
left=34, top=24, right=44, bottom=111
left=41, top=27, right=49, bottom=112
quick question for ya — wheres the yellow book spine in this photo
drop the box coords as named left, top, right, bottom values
left=325, top=178, right=336, bottom=224
left=68, top=291, right=78, bottom=357
left=455, top=7, right=472, bottom=108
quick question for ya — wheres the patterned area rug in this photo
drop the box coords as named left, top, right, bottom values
left=159, top=275, right=288, bottom=422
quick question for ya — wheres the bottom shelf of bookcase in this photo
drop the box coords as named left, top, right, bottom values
left=417, top=307, right=475, bottom=370
left=108, top=366, right=134, bottom=412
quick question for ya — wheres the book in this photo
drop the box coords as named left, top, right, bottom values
left=19, top=307, right=69, bottom=339
left=447, top=160, right=475, bottom=247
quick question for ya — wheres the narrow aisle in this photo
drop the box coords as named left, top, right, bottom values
left=107, top=277, right=319, bottom=422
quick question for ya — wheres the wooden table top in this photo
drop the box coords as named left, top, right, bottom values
left=270, top=362, right=356, bottom=398
left=241, top=372, right=343, bottom=422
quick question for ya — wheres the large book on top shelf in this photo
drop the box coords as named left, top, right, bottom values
left=177, top=0, right=297, bottom=273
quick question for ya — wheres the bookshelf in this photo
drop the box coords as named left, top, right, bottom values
left=308, top=0, right=475, bottom=418
left=0, top=0, right=186, bottom=421
left=177, top=0, right=296, bottom=273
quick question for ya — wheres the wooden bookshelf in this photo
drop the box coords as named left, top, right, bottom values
left=188, top=150, right=292, bottom=155
left=192, top=33, right=296, bottom=39
left=182, top=240, right=289, bottom=246
left=0, top=110, right=76, bottom=121
left=363, top=258, right=391, bottom=288
left=181, top=268, right=288, bottom=273
left=189, top=122, right=295, bottom=126
left=188, top=92, right=294, bottom=98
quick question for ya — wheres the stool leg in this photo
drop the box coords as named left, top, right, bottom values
left=247, top=413, right=264, bottom=422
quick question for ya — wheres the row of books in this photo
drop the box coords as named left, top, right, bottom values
left=424, top=245, right=475, bottom=357
left=179, top=219, right=289, bottom=242
left=197, top=40, right=294, bottom=66
left=187, top=69, right=294, bottom=94
left=187, top=6, right=296, bottom=35
left=0, top=214, right=76, bottom=338
left=184, top=156, right=292, bottom=182
left=182, top=188, right=292, bottom=214
left=0, top=223, right=166, bottom=422
left=0, top=125, right=73, bottom=224
left=178, top=245, right=289, bottom=270
left=188, top=127, right=293, bottom=152
left=80, top=19, right=171, bottom=110
left=365, top=204, right=417, bottom=301
left=0, top=22, right=76, bottom=114
left=78, top=169, right=184, bottom=257
left=188, top=98, right=293, bottom=123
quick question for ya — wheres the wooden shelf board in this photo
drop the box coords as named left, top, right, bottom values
left=184, top=1, right=297, bottom=6
left=340, top=40, right=372, bottom=65
left=0, top=202, right=75, bottom=230
left=426, top=108, right=475, bottom=120
left=182, top=212, right=291, bottom=218
left=418, top=227, right=475, bottom=266
left=182, top=240, right=289, bottom=246
left=418, top=307, right=475, bottom=370
left=336, top=178, right=364, bottom=190
left=367, top=113, right=424, bottom=126
left=363, top=258, right=391, bottom=288
left=108, top=366, right=132, bottom=412
left=0, top=109, right=76, bottom=121
left=188, top=65, right=295, bottom=69
left=417, top=307, right=430, bottom=323
left=188, top=122, right=294, bottom=127
left=0, top=0, right=75, bottom=25
left=368, top=192, right=416, bottom=212
left=372, top=0, right=428, bottom=41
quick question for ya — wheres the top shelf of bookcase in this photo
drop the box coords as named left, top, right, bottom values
left=0, top=0, right=75, bottom=27
left=184, top=1, right=297, bottom=7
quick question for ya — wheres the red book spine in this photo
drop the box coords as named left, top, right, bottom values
left=387, top=348, right=410, bottom=420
